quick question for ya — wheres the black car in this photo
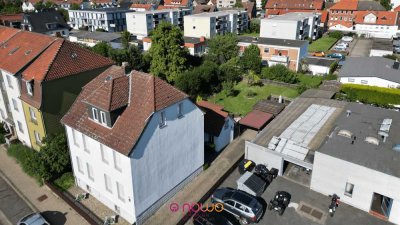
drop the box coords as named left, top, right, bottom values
left=211, top=188, right=264, bottom=224
left=254, top=165, right=278, bottom=184
left=193, top=209, right=240, bottom=225
left=268, top=191, right=291, bottom=216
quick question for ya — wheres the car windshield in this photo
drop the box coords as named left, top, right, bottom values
left=233, top=192, right=253, bottom=205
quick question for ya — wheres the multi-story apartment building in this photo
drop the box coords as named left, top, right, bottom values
left=265, top=0, right=324, bottom=13
left=184, top=10, right=248, bottom=38
left=260, top=12, right=322, bottom=40
left=354, top=11, right=400, bottom=39
left=61, top=66, right=204, bottom=225
left=126, top=8, right=192, bottom=39
left=238, top=36, right=309, bottom=71
left=68, top=8, right=133, bottom=32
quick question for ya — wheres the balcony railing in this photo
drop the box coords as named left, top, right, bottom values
left=271, top=55, right=289, bottom=63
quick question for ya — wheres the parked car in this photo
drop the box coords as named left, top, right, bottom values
left=327, top=53, right=345, bottom=59
left=337, top=42, right=349, bottom=47
left=268, top=191, right=291, bottom=216
left=211, top=188, right=264, bottom=224
left=394, top=46, right=400, bottom=54
left=341, top=36, right=353, bottom=42
left=193, top=208, right=239, bottom=225
left=311, top=51, right=325, bottom=57
left=18, top=212, right=50, bottom=225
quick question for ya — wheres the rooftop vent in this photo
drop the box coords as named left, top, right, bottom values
left=25, top=50, right=32, bottom=55
left=365, top=137, right=379, bottom=146
left=338, top=129, right=352, bottom=138
left=8, top=46, right=20, bottom=55
left=378, top=118, right=392, bottom=142
left=105, top=75, right=112, bottom=82
left=71, top=52, right=78, bottom=59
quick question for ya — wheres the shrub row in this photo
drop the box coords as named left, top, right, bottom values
left=340, top=84, right=400, bottom=107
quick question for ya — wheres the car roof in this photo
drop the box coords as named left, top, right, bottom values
left=20, top=213, right=47, bottom=225
left=231, top=191, right=254, bottom=205
left=193, top=211, right=233, bottom=225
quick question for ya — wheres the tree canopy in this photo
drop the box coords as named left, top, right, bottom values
left=0, top=0, right=22, bottom=14
left=148, top=22, right=188, bottom=83
left=121, top=31, right=131, bottom=49
left=240, top=44, right=262, bottom=74
left=261, top=64, right=298, bottom=84
left=206, top=33, right=239, bottom=65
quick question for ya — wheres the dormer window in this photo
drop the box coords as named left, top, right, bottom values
left=26, top=81, right=33, bottom=96
left=100, top=111, right=107, bottom=125
left=92, top=108, right=99, bottom=122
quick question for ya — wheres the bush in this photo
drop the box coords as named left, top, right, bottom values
left=329, top=61, right=338, bottom=74
left=246, top=90, right=257, bottom=97
left=328, top=31, right=343, bottom=39
left=261, top=65, right=299, bottom=84
left=340, top=84, right=400, bottom=107
left=54, top=172, right=75, bottom=192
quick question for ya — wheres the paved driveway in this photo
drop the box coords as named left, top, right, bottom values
left=0, top=175, right=33, bottom=225
left=349, top=39, right=373, bottom=57
left=189, top=168, right=393, bottom=225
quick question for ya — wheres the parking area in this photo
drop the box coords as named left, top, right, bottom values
left=348, top=38, right=373, bottom=57
left=187, top=166, right=394, bottom=225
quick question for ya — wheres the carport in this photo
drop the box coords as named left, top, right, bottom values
left=239, top=110, right=274, bottom=132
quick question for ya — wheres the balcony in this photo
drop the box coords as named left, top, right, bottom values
left=270, top=55, right=289, bottom=63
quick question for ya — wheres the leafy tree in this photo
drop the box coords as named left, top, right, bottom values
left=261, top=64, right=298, bottom=84
left=121, top=31, right=131, bottom=49
left=70, top=3, right=80, bottom=9
left=0, top=0, right=22, bottom=14
left=219, top=56, right=243, bottom=82
left=40, top=133, right=71, bottom=177
left=261, top=0, right=267, bottom=9
left=240, top=44, right=262, bottom=73
left=249, top=19, right=260, bottom=33
left=206, top=33, right=239, bottom=65
left=234, top=1, right=243, bottom=7
left=175, top=61, right=220, bottom=98
left=246, top=70, right=261, bottom=86
left=44, top=1, right=56, bottom=8
left=34, top=1, right=45, bottom=10
left=149, top=22, right=188, bottom=83
left=58, top=8, right=69, bottom=21
left=125, top=45, right=148, bottom=71
left=328, top=31, right=343, bottom=39
left=380, top=0, right=391, bottom=10
left=222, top=80, right=235, bottom=96
left=92, top=41, right=112, bottom=57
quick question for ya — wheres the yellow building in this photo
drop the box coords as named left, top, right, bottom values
left=22, top=103, right=46, bottom=150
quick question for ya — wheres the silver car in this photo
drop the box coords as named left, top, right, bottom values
left=18, top=212, right=50, bottom=225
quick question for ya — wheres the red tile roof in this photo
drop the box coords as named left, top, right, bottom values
left=394, top=5, right=400, bottom=12
left=329, top=0, right=358, bottom=10
left=0, top=26, right=19, bottom=45
left=0, top=30, right=55, bottom=75
left=197, top=101, right=229, bottom=136
left=265, top=0, right=324, bottom=10
left=197, top=101, right=228, bottom=118
left=130, top=3, right=153, bottom=10
left=239, top=110, right=273, bottom=130
left=157, top=5, right=177, bottom=9
left=62, top=67, right=189, bottom=155
left=354, top=11, right=398, bottom=25
left=163, top=0, right=189, bottom=7
left=0, top=14, right=23, bottom=22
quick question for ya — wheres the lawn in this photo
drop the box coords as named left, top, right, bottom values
left=308, top=37, right=338, bottom=52
left=208, top=81, right=299, bottom=116
left=298, top=74, right=324, bottom=88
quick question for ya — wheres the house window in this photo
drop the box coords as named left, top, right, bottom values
left=348, top=78, right=355, bottom=82
left=101, top=144, right=108, bottom=164
left=6, top=75, right=12, bottom=89
left=100, top=111, right=107, bottom=125
left=113, top=151, right=122, bottom=172
left=116, top=182, right=125, bottom=202
left=17, top=121, right=23, bottom=133
left=344, top=182, right=354, bottom=197
left=224, top=119, right=229, bottom=129
left=92, top=108, right=99, bottom=121
left=72, top=129, right=79, bottom=147
left=12, top=98, right=18, bottom=111
left=159, top=111, right=166, bottom=127
left=177, top=103, right=183, bottom=118
left=34, top=131, right=41, bottom=144
left=29, top=107, right=36, bottom=121
left=76, top=156, right=84, bottom=174
left=264, top=48, right=269, bottom=53
left=104, top=174, right=112, bottom=193
left=87, top=163, right=94, bottom=181
left=26, top=81, right=33, bottom=95
left=361, top=80, right=368, bottom=84
left=82, top=134, right=89, bottom=153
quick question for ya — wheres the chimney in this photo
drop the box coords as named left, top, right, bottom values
left=121, top=62, right=130, bottom=74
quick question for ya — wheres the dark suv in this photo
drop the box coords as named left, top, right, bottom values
left=193, top=209, right=239, bottom=225
left=211, top=188, right=264, bottom=224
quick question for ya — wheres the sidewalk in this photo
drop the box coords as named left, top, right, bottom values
left=0, top=145, right=89, bottom=225
left=143, top=129, right=257, bottom=225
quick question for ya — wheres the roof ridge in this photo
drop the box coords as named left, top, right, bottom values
left=41, top=38, right=64, bottom=81
left=108, top=77, right=116, bottom=110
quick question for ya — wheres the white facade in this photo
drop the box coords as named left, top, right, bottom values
left=68, top=9, right=133, bottom=32
left=126, top=9, right=192, bottom=40
left=66, top=98, right=204, bottom=224
left=308, top=64, right=331, bottom=75
left=355, top=14, right=399, bottom=39
left=256, top=0, right=262, bottom=9
left=184, top=10, right=248, bottom=38
left=0, top=70, right=31, bottom=147
left=339, top=76, right=400, bottom=88
left=217, top=0, right=236, bottom=8
left=328, top=23, right=354, bottom=32
left=311, top=152, right=400, bottom=225
left=260, top=12, right=321, bottom=40
left=22, top=2, right=35, bottom=12
left=370, top=49, right=394, bottom=57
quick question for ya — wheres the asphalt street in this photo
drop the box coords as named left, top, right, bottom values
left=0, top=175, right=33, bottom=225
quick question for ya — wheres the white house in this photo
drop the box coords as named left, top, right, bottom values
left=22, top=1, right=35, bottom=12
left=126, top=8, right=192, bottom=40
left=354, top=11, right=399, bottom=39
left=339, top=57, right=400, bottom=88
left=244, top=95, right=400, bottom=225
left=197, top=101, right=234, bottom=152
left=0, top=28, right=57, bottom=147
left=61, top=66, right=204, bottom=225
left=68, top=30, right=124, bottom=48
left=304, top=57, right=337, bottom=76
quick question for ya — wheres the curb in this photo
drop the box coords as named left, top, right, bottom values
left=0, top=208, right=12, bottom=225
left=0, top=168, right=39, bottom=212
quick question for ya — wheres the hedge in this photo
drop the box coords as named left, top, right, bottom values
left=340, top=84, right=400, bottom=107
left=7, top=144, right=43, bottom=184
left=54, top=172, right=75, bottom=192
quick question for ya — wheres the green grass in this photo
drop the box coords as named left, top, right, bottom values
left=208, top=81, right=299, bottom=116
left=54, top=172, right=75, bottom=192
left=240, top=32, right=260, bottom=37
left=298, top=74, right=323, bottom=88
left=308, top=37, right=338, bottom=52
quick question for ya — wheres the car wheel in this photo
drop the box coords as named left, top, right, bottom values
left=240, top=217, right=249, bottom=225
left=279, top=209, right=284, bottom=216
left=268, top=204, right=273, bottom=210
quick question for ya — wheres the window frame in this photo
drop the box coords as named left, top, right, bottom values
left=34, top=130, right=41, bottom=144
left=116, top=181, right=125, bottom=202
left=12, top=98, right=18, bottom=112
left=177, top=103, right=183, bottom=118
left=100, top=111, right=107, bottom=125
left=26, top=81, right=33, bottom=96
left=17, top=121, right=24, bottom=134
left=344, top=182, right=354, bottom=197
left=159, top=111, right=166, bottom=128
left=104, top=174, right=112, bottom=193
left=29, top=107, right=36, bottom=121
left=101, top=144, right=109, bottom=164
left=87, top=163, right=94, bottom=181
left=6, top=75, right=13, bottom=89
left=92, top=108, right=99, bottom=122
left=76, top=156, right=84, bottom=174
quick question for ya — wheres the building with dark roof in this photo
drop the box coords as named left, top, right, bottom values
left=370, top=38, right=394, bottom=56
left=238, top=36, right=309, bottom=72
left=197, top=101, right=234, bottom=152
left=21, top=9, right=70, bottom=37
left=339, top=57, right=400, bottom=88
left=61, top=66, right=204, bottom=224
left=68, top=30, right=124, bottom=49
left=0, top=14, right=23, bottom=28
left=304, top=57, right=338, bottom=75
